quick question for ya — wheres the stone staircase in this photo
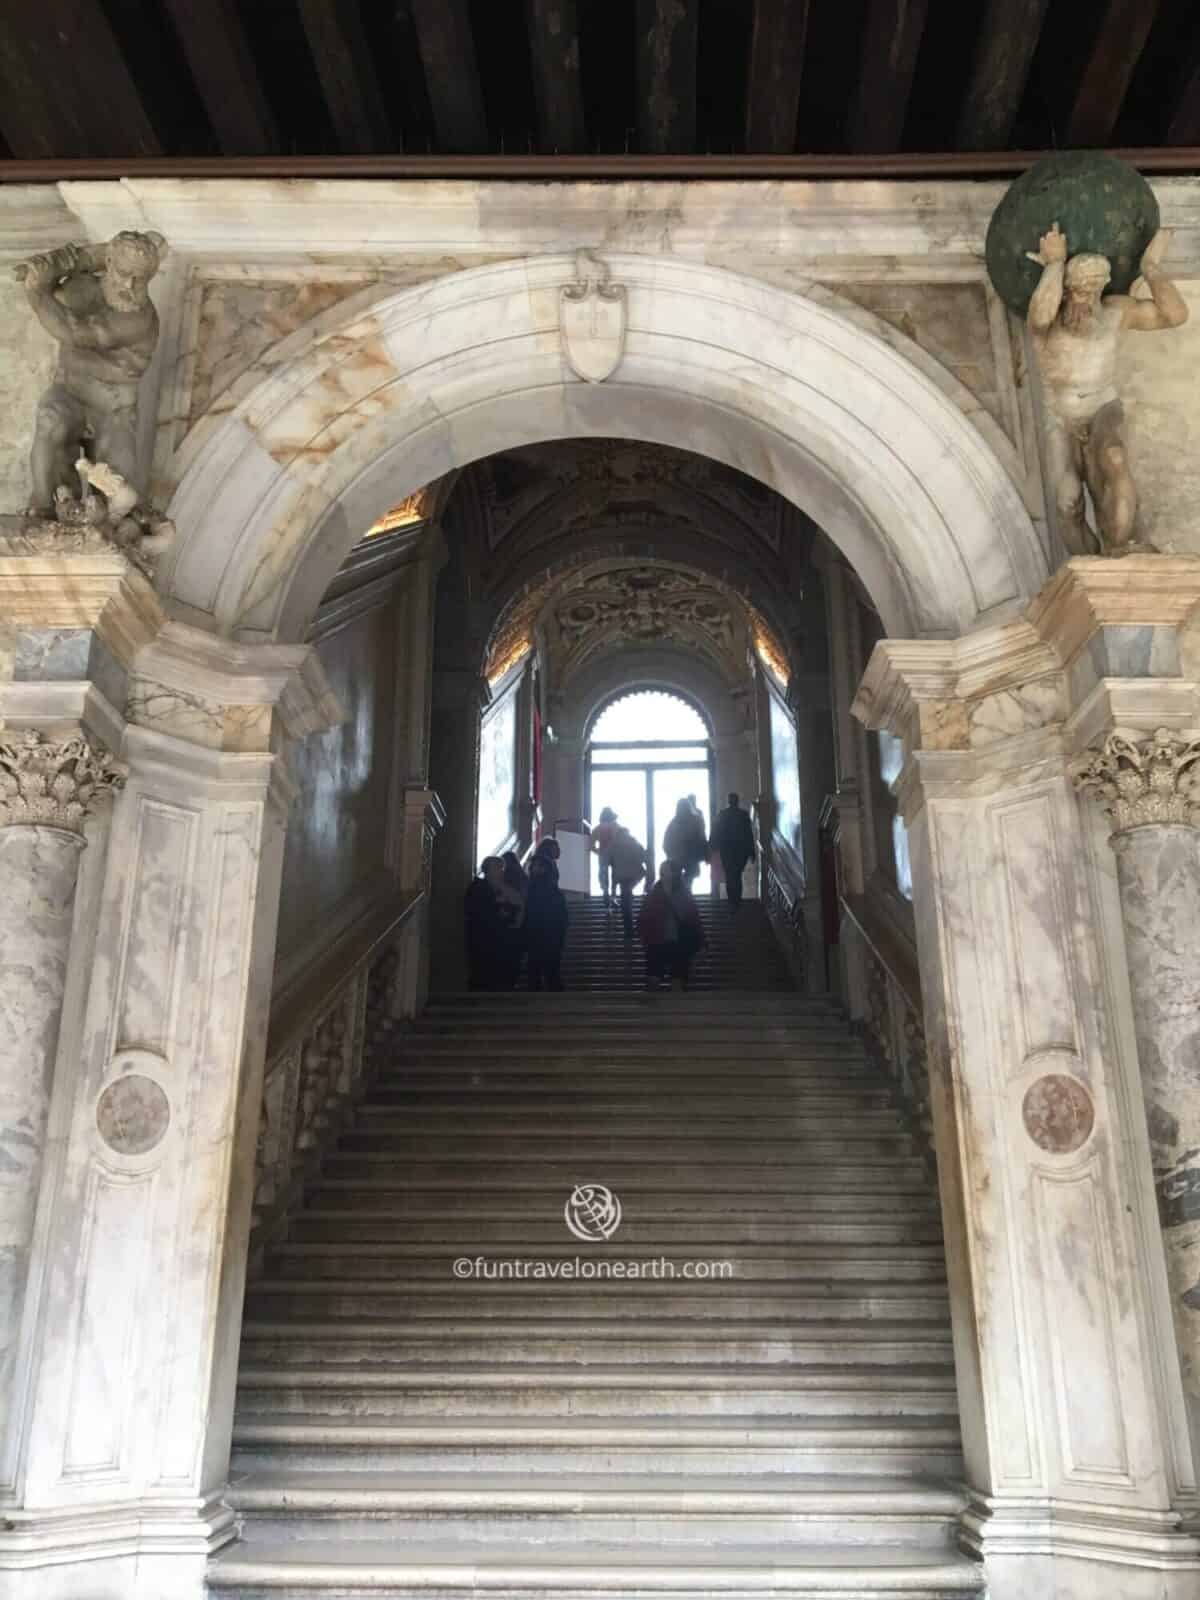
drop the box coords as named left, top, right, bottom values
left=558, top=895, right=796, bottom=991
left=210, top=984, right=982, bottom=1597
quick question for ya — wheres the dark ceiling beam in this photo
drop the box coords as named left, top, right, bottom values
left=410, top=0, right=489, bottom=153
left=1066, top=0, right=1164, bottom=145
left=744, top=0, right=810, bottom=155
left=0, top=2, right=160, bottom=159
left=636, top=0, right=699, bottom=156
left=162, top=0, right=280, bottom=155
left=297, top=0, right=391, bottom=154
left=847, top=0, right=930, bottom=154
left=956, top=0, right=1051, bottom=151
left=1168, top=53, right=1200, bottom=144
left=526, top=0, right=586, bottom=153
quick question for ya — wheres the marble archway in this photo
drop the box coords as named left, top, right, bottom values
left=159, top=253, right=1048, bottom=646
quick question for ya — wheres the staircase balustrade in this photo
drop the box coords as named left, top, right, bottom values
left=249, top=893, right=422, bottom=1265
left=840, top=893, right=934, bottom=1171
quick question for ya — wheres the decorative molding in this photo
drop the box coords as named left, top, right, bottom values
left=0, top=729, right=124, bottom=832
left=1029, top=554, right=1200, bottom=668
left=1071, top=728, right=1200, bottom=833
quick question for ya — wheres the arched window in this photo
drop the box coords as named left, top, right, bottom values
left=587, top=689, right=714, bottom=894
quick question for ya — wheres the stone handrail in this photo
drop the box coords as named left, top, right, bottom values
left=840, top=892, right=933, bottom=1168
left=250, top=889, right=423, bottom=1263
left=763, top=839, right=809, bottom=990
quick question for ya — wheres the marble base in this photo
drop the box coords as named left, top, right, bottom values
left=0, top=1494, right=235, bottom=1599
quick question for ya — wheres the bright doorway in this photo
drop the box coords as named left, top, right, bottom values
left=586, top=690, right=715, bottom=896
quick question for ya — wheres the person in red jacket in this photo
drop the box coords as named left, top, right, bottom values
left=637, top=859, right=706, bottom=991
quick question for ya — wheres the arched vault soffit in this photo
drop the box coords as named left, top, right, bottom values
left=485, top=557, right=790, bottom=697
left=161, top=254, right=1048, bottom=645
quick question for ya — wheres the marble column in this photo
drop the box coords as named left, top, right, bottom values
left=0, top=730, right=121, bottom=1462
left=1072, top=728, right=1200, bottom=1459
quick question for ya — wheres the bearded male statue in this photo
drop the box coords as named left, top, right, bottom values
left=1026, top=223, right=1187, bottom=555
left=15, top=231, right=166, bottom=519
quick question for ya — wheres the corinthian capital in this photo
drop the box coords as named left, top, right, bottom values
left=1070, top=728, right=1200, bottom=833
left=0, top=729, right=125, bottom=832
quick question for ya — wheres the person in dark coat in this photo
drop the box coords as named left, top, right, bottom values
left=638, top=860, right=706, bottom=990
left=465, top=857, right=519, bottom=990
left=525, top=853, right=568, bottom=990
left=710, top=791, right=756, bottom=910
left=533, top=835, right=561, bottom=886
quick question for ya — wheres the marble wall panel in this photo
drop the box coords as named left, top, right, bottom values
left=274, top=596, right=398, bottom=986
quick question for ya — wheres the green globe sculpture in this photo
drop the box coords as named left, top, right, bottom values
left=985, top=152, right=1160, bottom=317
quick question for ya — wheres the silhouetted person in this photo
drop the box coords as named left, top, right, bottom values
left=663, top=796, right=707, bottom=888
left=590, top=806, right=619, bottom=907
left=533, top=835, right=561, bottom=886
left=608, top=823, right=649, bottom=939
left=465, top=857, right=519, bottom=990
left=501, top=850, right=528, bottom=901
left=638, top=859, right=706, bottom=990
left=525, top=853, right=568, bottom=990
left=710, top=791, right=756, bottom=910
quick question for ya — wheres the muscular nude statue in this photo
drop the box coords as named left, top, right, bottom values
left=15, top=231, right=165, bottom=517
left=1026, top=224, right=1187, bottom=554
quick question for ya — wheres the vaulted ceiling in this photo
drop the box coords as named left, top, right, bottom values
left=0, top=1, right=1196, bottom=168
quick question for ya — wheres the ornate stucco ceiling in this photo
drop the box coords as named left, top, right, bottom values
left=478, top=441, right=788, bottom=559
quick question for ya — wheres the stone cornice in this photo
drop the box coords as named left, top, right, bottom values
left=1028, top=554, right=1200, bottom=668
left=131, top=621, right=344, bottom=745
left=0, top=550, right=165, bottom=668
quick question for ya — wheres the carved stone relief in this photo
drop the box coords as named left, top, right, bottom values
left=96, top=1074, right=170, bottom=1157
left=0, top=728, right=124, bottom=832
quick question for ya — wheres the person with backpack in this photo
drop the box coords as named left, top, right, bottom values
left=608, top=823, right=649, bottom=939
left=638, top=859, right=706, bottom=990
left=709, top=791, right=756, bottom=910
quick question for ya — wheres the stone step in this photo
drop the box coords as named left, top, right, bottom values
left=386, top=1041, right=864, bottom=1061
left=335, top=1133, right=917, bottom=1159
left=286, top=1215, right=945, bottom=1245
left=351, top=1102, right=904, bottom=1126
left=301, top=1188, right=941, bottom=1218
left=229, top=1413, right=964, bottom=1476
left=244, top=1285, right=952, bottom=1326
left=238, top=1321, right=956, bottom=1367
left=315, top=1159, right=929, bottom=1190
left=362, top=1088, right=893, bottom=1111
left=208, top=1536, right=986, bottom=1596
left=235, top=1364, right=958, bottom=1420
left=266, top=1245, right=947, bottom=1283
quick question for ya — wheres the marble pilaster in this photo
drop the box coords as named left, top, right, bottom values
left=854, top=567, right=1200, bottom=1597
left=1071, top=729, right=1200, bottom=1468
left=0, top=619, right=342, bottom=1600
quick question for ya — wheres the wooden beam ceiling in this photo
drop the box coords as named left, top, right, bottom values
left=162, top=0, right=279, bottom=155
left=957, top=0, right=1051, bottom=151
left=297, top=0, right=391, bottom=154
left=410, top=0, right=489, bottom=153
left=0, top=0, right=160, bottom=159
left=847, top=0, right=930, bottom=154
left=636, top=0, right=699, bottom=156
left=1065, top=0, right=1164, bottom=146
left=526, top=0, right=586, bottom=153
left=744, top=0, right=810, bottom=155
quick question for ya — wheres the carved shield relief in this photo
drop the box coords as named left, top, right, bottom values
left=560, top=255, right=627, bottom=383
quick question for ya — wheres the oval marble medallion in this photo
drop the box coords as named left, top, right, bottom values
left=1022, top=1073, right=1095, bottom=1155
left=96, top=1074, right=171, bottom=1156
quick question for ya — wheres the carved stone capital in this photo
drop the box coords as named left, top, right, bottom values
left=1070, top=727, right=1200, bottom=833
left=0, top=728, right=125, bottom=832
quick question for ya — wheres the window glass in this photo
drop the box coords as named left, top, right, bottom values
left=475, top=687, right=517, bottom=860
left=768, top=691, right=803, bottom=863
